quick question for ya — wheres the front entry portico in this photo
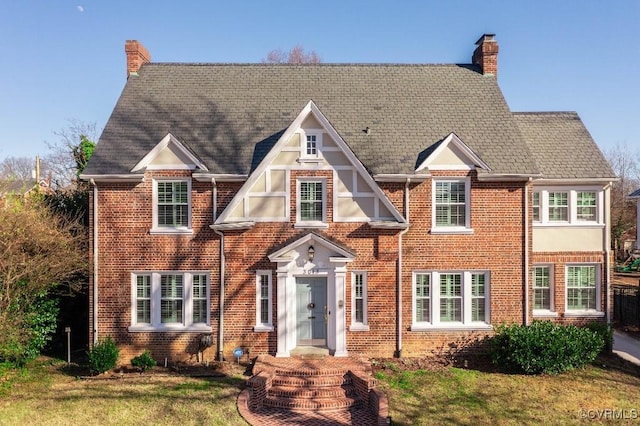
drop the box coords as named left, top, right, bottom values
left=268, top=233, right=355, bottom=357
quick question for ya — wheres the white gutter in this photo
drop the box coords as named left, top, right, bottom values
left=604, top=182, right=612, bottom=324
left=209, top=178, right=226, bottom=361
left=193, top=173, right=248, bottom=183
left=80, top=174, right=144, bottom=182
left=90, top=179, right=99, bottom=344
left=373, top=174, right=430, bottom=183
left=396, top=178, right=411, bottom=358
left=524, top=178, right=531, bottom=325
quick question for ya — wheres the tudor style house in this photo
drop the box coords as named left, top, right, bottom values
left=81, top=35, right=616, bottom=362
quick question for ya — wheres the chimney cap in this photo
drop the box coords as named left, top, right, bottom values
left=475, top=34, right=496, bottom=45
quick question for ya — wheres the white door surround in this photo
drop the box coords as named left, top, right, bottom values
left=268, top=233, right=354, bottom=357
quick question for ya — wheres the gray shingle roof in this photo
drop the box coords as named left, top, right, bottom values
left=630, top=188, right=640, bottom=198
left=84, top=63, right=541, bottom=176
left=513, top=112, right=615, bottom=180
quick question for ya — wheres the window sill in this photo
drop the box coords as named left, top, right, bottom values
left=150, top=227, right=193, bottom=235
left=128, top=324, right=212, bottom=333
left=294, top=222, right=329, bottom=229
left=533, top=310, right=558, bottom=318
left=253, top=325, right=274, bottom=332
left=430, top=227, right=474, bottom=235
left=533, top=223, right=604, bottom=229
left=411, top=323, right=492, bottom=331
left=563, top=311, right=605, bottom=318
left=349, top=324, right=370, bottom=332
left=298, top=158, right=323, bottom=165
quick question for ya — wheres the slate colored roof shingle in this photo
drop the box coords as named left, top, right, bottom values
left=84, top=63, right=543, bottom=177
left=630, top=188, right=640, bottom=198
left=513, top=112, right=616, bottom=180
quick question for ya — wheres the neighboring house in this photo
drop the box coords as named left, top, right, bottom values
left=81, top=35, right=617, bottom=362
left=630, top=188, right=640, bottom=251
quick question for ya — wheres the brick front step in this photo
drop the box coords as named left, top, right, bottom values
left=274, top=367, right=350, bottom=376
left=263, top=394, right=363, bottom=412
left=272, top=374, right=352, bottom=388
left=269, top=384, right=357, bottom=399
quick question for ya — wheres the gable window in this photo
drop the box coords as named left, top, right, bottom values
left=299, top=131, right=322, bottom=161
left=130, top=272, right=210, bottom=331
left=532, top=192, right=541, bottom=222
left=412, top=271, right=490, bottom=329
left=152, top=179, right=192, bottom=233
left=533, top=265, right=554, bottom=314
left=255, top=271, right=273, bottom=331
left=432, top=179, right=471, bottom=233
left=566, top=265, right=599, bottom=312
left=296, top=178, right=327, bottom=227
left=306, top=135, right=318, bottom=156
left=350, top=271, right=369, bottom=331
left=548, top=192, right=568, bottom=222
left=576, top=191, right=597, bottom=221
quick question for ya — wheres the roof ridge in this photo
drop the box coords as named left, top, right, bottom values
left=144, top=62, right=478, bottom=68
left=513, top=111, right=578, bottom=116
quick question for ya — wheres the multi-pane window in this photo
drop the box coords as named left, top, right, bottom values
left=306, top=135, right=318, bottom=156
left=471, top=273, right=486, bottom=322
left=548, top=192, right=568, bottom=222
left=576, top=192, right=597, bottom=221
left=440, top=274, right=462, bottom=322
left=192, top=274, right=208, bottom=324
left=155, top=180, right=190, bottom=229
left=161, top=274, right=183, bottom=323
left=415, top=274, right=430, bottom=323
left=434, top=180, right=468, bottom=228
left=566, top=265, right=597, bottom=311
left=299, top=181, right=324, bottom=222
left=532, top=192, right=541, bottom=222
left=255, top=271, right=273, bottom=330
left=533, top=266, right=551, bottom=311
left=131, top=272, right=209, bottom=330
left=136, top=275, right=151, bottom=324
left=351, top=272, right=368, bottom=329
left=413, top=271, right=489, bottom=327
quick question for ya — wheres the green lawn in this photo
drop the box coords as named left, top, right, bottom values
left=1, top=355, right=639, bottom=425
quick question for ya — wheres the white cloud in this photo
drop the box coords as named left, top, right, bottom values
left=77, top=5, right=84, bottom=13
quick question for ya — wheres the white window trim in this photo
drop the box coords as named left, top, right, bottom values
left=533, top=187, right=604, bottom=227
left=411, top=270, right=491, bottom=330
left=151, top=178, right=193, bottom=235
left=295, top=177, right=328, bottom=228
left=564, top=263, right=604, bottom=317
left=129, top=271, right=211, bottom=332
left=254, top=270, right=274, bottom=332
left=431, top=178, right=473, bottom=234
left=532, top=264, right=557, bottom=317
left=350, top=271, right=369, bottom=331
left=299, top=129, right=323, bottom=162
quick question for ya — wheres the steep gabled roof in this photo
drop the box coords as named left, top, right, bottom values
left=84, top=63, right=540, bottom=177
left=630, top=188, right=640, bottom=198
left=513, top=112, right=616, bottom=180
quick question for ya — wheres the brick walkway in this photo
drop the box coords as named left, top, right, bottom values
left=237, top=354, right=387, bottom=425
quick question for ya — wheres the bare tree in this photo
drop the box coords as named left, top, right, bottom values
left=263, top=45, right=321, bottom=64
left=0, top=157, right=35, bottom=182
left=604, top=142, right=640, bottom=258
left=45, top=119, right=99, bottom=189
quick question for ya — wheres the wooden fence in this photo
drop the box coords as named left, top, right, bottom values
left=613, top=284, right=640, bottom=327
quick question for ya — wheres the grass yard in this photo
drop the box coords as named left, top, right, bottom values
left=1, top=354, right=639, bottom=426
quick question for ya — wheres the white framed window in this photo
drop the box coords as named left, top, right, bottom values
left=412, top=270, right=490, bottom=329
left=432, top=178, right=472, bottom=233
left=350, top=271, right=369, bottom=331
left=533, top=265, right=555, bottom=315
left=130, top=271, right=211, bottom=331
left=300, top=131, right=322, bottom=160
left=152, top=178, right=192, bottom=234
left=255, top=270, right=273, bottom=332
left=296, top=178, right=327, bottom=227
left=532, top=192, right=541, bottom=223
left=533, top=187, right=602, bottom=225
left=566, top=264, right=601, bottom=314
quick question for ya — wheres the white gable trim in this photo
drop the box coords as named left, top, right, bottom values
left=216, top=100, right=406, bottom=225
left=268, top=232, right=355, bottom=263
left=415, top=132, right=490, bottom=172
left=131, top=133, right=208, bottom=172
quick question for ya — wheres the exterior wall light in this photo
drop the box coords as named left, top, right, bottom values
left=308, top=245, right=315, bottom=262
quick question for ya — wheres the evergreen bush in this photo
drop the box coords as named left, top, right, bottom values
left=131, top=350, right=156, bottom=371
left=88, top=336, right=119, bottom=374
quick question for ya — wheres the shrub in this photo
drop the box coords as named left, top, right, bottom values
left=131, top=350, right=156, bottom=371
left=491, top=321, right=604, bottom=374
left=585, top=322, right=613, bottom=353
left=88, top=336, right=119, bottom=374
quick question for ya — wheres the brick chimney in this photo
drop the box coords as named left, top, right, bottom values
left=472, top=34, right=498, bottom=78
left=125, top=40, right=150, bottom=78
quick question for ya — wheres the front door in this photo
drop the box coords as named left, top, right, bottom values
left=296, top=277, right=327, bottom=346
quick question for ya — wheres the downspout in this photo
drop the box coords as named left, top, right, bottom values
left=524, top=178, right=530, bottom=325
left=90, top=179, right=99, bottom=344
left=211, top=178, right=225, bottom=361
left=396, top=178, right=411, bottom=358
left=604, top=183, right=612, bottom=324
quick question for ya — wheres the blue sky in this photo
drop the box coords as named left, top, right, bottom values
left=1, top=1, right=638, bottom=162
